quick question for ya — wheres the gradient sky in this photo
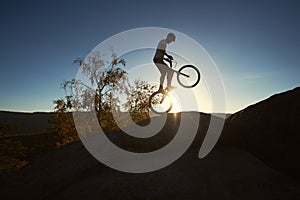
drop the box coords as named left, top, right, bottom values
left=0, top=0, right=299, bottom=113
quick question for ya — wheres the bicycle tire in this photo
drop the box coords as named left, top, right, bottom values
left=177, top=65, right=200, bottom=88
left=149, top=91, right=172, bottom=114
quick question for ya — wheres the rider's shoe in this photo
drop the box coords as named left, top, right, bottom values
left=166, top=86, right=176, bottom=91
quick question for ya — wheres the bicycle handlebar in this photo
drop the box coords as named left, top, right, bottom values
left=166, top=57, right=177, bottom=68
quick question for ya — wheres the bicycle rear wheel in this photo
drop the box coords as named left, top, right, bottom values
left=149, top=91, right=172, bottom=114
left=177, top=65, right=200, bottom=88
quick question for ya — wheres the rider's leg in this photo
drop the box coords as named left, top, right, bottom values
left=159, top=71, right=166, bottom=91
left=166, top=70, right=174, bottom=87
left=155, top=62, right=167, bottom=91
left=166, top=68, right=175, bottom=90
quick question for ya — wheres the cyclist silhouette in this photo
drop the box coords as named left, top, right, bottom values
left=153, top=33, right=176, bottom=92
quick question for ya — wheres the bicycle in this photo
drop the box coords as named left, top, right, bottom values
left=149, top=58, right=201, bottom=114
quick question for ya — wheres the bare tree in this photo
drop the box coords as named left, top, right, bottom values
left=53, top=50, right=157, bottom=145
left=53, top=51, right=127, bottom=144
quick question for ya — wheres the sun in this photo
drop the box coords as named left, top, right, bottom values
left=168, top=92, right=182, bottom=113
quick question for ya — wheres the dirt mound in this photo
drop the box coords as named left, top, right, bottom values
left=221, top=87, right=300, bottom=178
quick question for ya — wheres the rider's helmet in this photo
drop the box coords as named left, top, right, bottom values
left=167, top=33, right=176, bottom=42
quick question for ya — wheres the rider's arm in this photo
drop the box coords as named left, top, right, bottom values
left=163, top=52, right=173, bottom=60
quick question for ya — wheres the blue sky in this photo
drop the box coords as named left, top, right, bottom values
left=0, top=0, right=299, bottom=113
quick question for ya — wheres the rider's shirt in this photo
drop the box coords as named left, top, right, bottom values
left=153, top=39, right=167, bottom=62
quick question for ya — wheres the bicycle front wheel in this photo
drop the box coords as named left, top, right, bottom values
left=177, top=65, right=200, bottom=88
left=149, top=91, right=172, bottom=114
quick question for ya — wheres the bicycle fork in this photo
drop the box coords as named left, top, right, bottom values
left=160, top=93, right=166, bottom=104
